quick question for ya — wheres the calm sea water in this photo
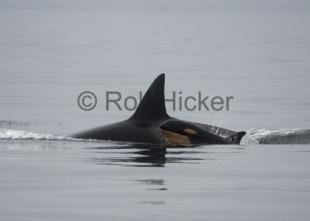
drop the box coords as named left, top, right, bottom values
left=1, top=0, right=310, bottom=220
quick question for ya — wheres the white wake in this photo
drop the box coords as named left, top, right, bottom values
left=0, top=128, right=66, bottom=140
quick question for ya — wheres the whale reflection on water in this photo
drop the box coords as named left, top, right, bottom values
left=86, top=144, right=210, bottom=167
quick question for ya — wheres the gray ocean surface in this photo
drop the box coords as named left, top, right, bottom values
left=1, top=0, right=310, bottom=220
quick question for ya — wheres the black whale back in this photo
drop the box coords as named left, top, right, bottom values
left=71, top=73, right=246, bottom=145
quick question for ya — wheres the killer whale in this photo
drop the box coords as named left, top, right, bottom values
left=71, top=74, right=246, bottom=146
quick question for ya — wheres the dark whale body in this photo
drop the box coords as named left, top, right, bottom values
left=71, top=74, right=246, bottom=147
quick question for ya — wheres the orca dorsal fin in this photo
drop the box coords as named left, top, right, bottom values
left=130, top=73, right=169, bottom=121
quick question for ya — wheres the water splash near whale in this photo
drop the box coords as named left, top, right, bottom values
left=0, top=128, right=65, bottom=140
left=242, top=128, right=310, bottom=145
